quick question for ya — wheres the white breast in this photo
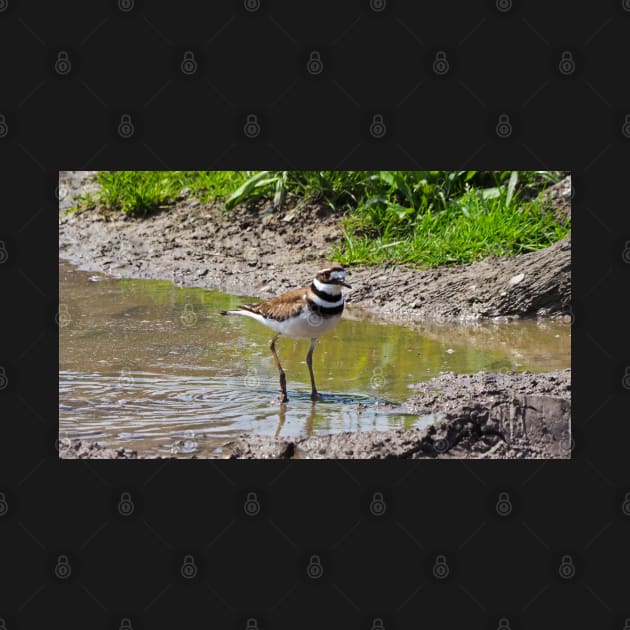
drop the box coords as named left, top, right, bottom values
left=278, top=309, right=342, bottom=339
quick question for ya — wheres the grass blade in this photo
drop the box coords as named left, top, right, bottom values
left=225, top=171, right=270, bottom=209
left=506, top=170, right=518, bottom=206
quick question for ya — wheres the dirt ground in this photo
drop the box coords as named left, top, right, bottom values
left=59, top=172, right=571, bottom=324
left=58, top=438, right=140, bottom=459
left=58, top=171, right=572, bottom=460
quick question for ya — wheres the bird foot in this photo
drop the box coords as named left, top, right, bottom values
left=310, top=391, right=324, bottom=402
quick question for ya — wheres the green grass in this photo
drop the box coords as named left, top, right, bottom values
left=83, top=170, right=570, bottom=268
left=334, top=184, right=568, bottom=267
left=92, top=171, right=249, bottom=215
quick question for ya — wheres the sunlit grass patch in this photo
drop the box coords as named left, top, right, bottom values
left=84, top=169, right=570, bottom=268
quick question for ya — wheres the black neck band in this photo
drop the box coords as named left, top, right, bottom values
left=310, top=282, right=341, bottom=302
left=307, top=299, right=344, bottom=316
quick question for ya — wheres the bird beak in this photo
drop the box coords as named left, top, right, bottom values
left=340, top=280, right=352, bottom=288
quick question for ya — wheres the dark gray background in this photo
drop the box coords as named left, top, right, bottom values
left=1, top=0, right=629, bottom=628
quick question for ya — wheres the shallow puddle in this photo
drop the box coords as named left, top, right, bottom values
left=59, top=260, right=570, bottom=458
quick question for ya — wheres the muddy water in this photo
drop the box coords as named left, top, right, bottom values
left=59, top=260, right=570, bottom=458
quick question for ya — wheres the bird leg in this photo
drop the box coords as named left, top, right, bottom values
left=269, top=334, right=288, bottom=403
left=306, top=338, right=323, bottom=401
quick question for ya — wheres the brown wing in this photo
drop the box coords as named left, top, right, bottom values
left=238, top=286, right=308, bottom=321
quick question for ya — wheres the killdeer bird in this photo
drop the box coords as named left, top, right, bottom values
left=221, top=265, right=351, bottom=403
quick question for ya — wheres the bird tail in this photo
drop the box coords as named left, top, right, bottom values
left=221, top=304, right=258, bottom=316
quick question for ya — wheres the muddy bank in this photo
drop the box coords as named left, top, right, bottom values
left=59, top=172, right=571, bottom=323
left=58, top=438, right=139, bottom=459
left=225, top=369, right=571, bottom=459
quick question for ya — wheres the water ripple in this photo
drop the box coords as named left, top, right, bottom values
left=59, top=369, right=414, bottom=457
